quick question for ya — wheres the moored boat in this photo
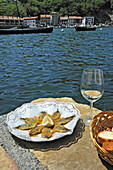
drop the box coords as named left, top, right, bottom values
left=0, top=26, right=53, bottom=35
left=75, top=25, right=96, bottom=31
left=75, top=16, right=96, bottom=31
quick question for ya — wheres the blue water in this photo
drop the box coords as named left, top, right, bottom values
left=0, top=27, right=113, bottom=115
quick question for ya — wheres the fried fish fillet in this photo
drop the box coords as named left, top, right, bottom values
left=42, top=127, right=53, bottom=138
left=38, top=111, right=47, bottom=121
left=53, top=125, right=70, bottom=133
left=29, top=125, right=44, bottom=136
left=55, top=115, right=75, bottom=125
left=51, top=109, right=61, bottom=121
left=20, top=116, right=40, bottom=124
left=14, top=122, right=37, bottom=130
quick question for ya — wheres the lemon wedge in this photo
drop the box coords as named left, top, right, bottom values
left=42, top=115, right=54, bottom=127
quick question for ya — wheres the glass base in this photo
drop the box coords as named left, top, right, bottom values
left=82, top=116, right=93, bottom=127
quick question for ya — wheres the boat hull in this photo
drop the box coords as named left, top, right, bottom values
left=0, top=27, right=53, bottom=34
left=75, top=26, right=96, bottom=31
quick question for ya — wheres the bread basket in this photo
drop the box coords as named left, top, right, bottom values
left=90, top=111, right=113, bottom=165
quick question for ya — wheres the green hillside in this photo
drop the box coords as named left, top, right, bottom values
left=0, top=0, right=113, bottom=23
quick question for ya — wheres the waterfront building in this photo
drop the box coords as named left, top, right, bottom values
left=22, top=16, right=39, bottom=27
left=50, top=12, right=59, bottom=26
left=0, top=16, right=22, bottom=28
left=40, top=14, right=51, bottom=26
left=68, top=16, right=82, bottom=26
left=81, top=16, right=94, bottom=26
left=59, top=17, right=68, bottom=27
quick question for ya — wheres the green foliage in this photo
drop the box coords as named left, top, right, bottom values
left=0, top=0, right=112, bottom=18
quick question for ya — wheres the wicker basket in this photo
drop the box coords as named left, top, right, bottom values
left=90, top=111, right=113, bottom=165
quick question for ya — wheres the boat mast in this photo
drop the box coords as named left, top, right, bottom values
left=85, top=0, right=86, bottom=13
left=14, top=0, right=20, bottom=17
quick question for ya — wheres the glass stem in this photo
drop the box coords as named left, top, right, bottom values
left=90, top=102, right=93, bottom=119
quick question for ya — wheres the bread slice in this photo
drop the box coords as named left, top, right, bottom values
left=97, top=131, right=113, bottom=144
left=102, top=142, right=113, bottom=151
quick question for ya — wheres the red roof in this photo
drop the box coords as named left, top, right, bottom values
left=60, top=17, right=68, bottom=20
left=40, top=14, right=50, bottom=18
left=69, top=16, right=82, bottom=19
left=22, top=16, right=38, bottom=20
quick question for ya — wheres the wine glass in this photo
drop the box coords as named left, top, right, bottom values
left=80, top=68, right=104, bottom=126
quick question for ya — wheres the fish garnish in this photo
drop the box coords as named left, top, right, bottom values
left=14, top=122, right=37, bottom=130
left=29, top=125, right=44, bottom=136
left=55, top=115, right=75, bottom=125
left=53, top=125, right=70, bottom=133
left=42, top=127, right=53, bottom=139
left=42, top=115, right=54, bottom=127
left=51, top=109, right=61, bottom=121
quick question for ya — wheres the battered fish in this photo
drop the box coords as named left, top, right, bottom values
left=14, top=122, right=37, bottom=130
left=51, top=109, right=61, bottom=121
left=39, top=111, right=47, bottom=121
left=42, top=128, right=53, bottom=138
left=20, top=116, right=40, bottom=124
left=53, top=125, right=70, bottom=133
left=29, top=125, right=44, bottom=136
left=55, top=115, right=75, bottom=125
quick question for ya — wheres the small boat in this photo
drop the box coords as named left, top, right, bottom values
left=0, top=27, right=53, bottom=35
left=75, top=16, right=96, bottom=31
left=75, top=25, right=96, bottom=31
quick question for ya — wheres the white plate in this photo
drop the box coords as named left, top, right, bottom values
left=6, top=100, right=81, bottom=142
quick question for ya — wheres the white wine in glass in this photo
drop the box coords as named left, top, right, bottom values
left=81, top=68, right=104, bottom=126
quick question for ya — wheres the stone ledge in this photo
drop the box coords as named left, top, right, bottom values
left=1, top=97, right=112, bottom=170
left=30, top=97, right=107, bottom=170
left=0, top=146, right=18, bottom=170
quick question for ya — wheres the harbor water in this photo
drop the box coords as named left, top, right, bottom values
left=0, top=27, right=113, bottom=115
